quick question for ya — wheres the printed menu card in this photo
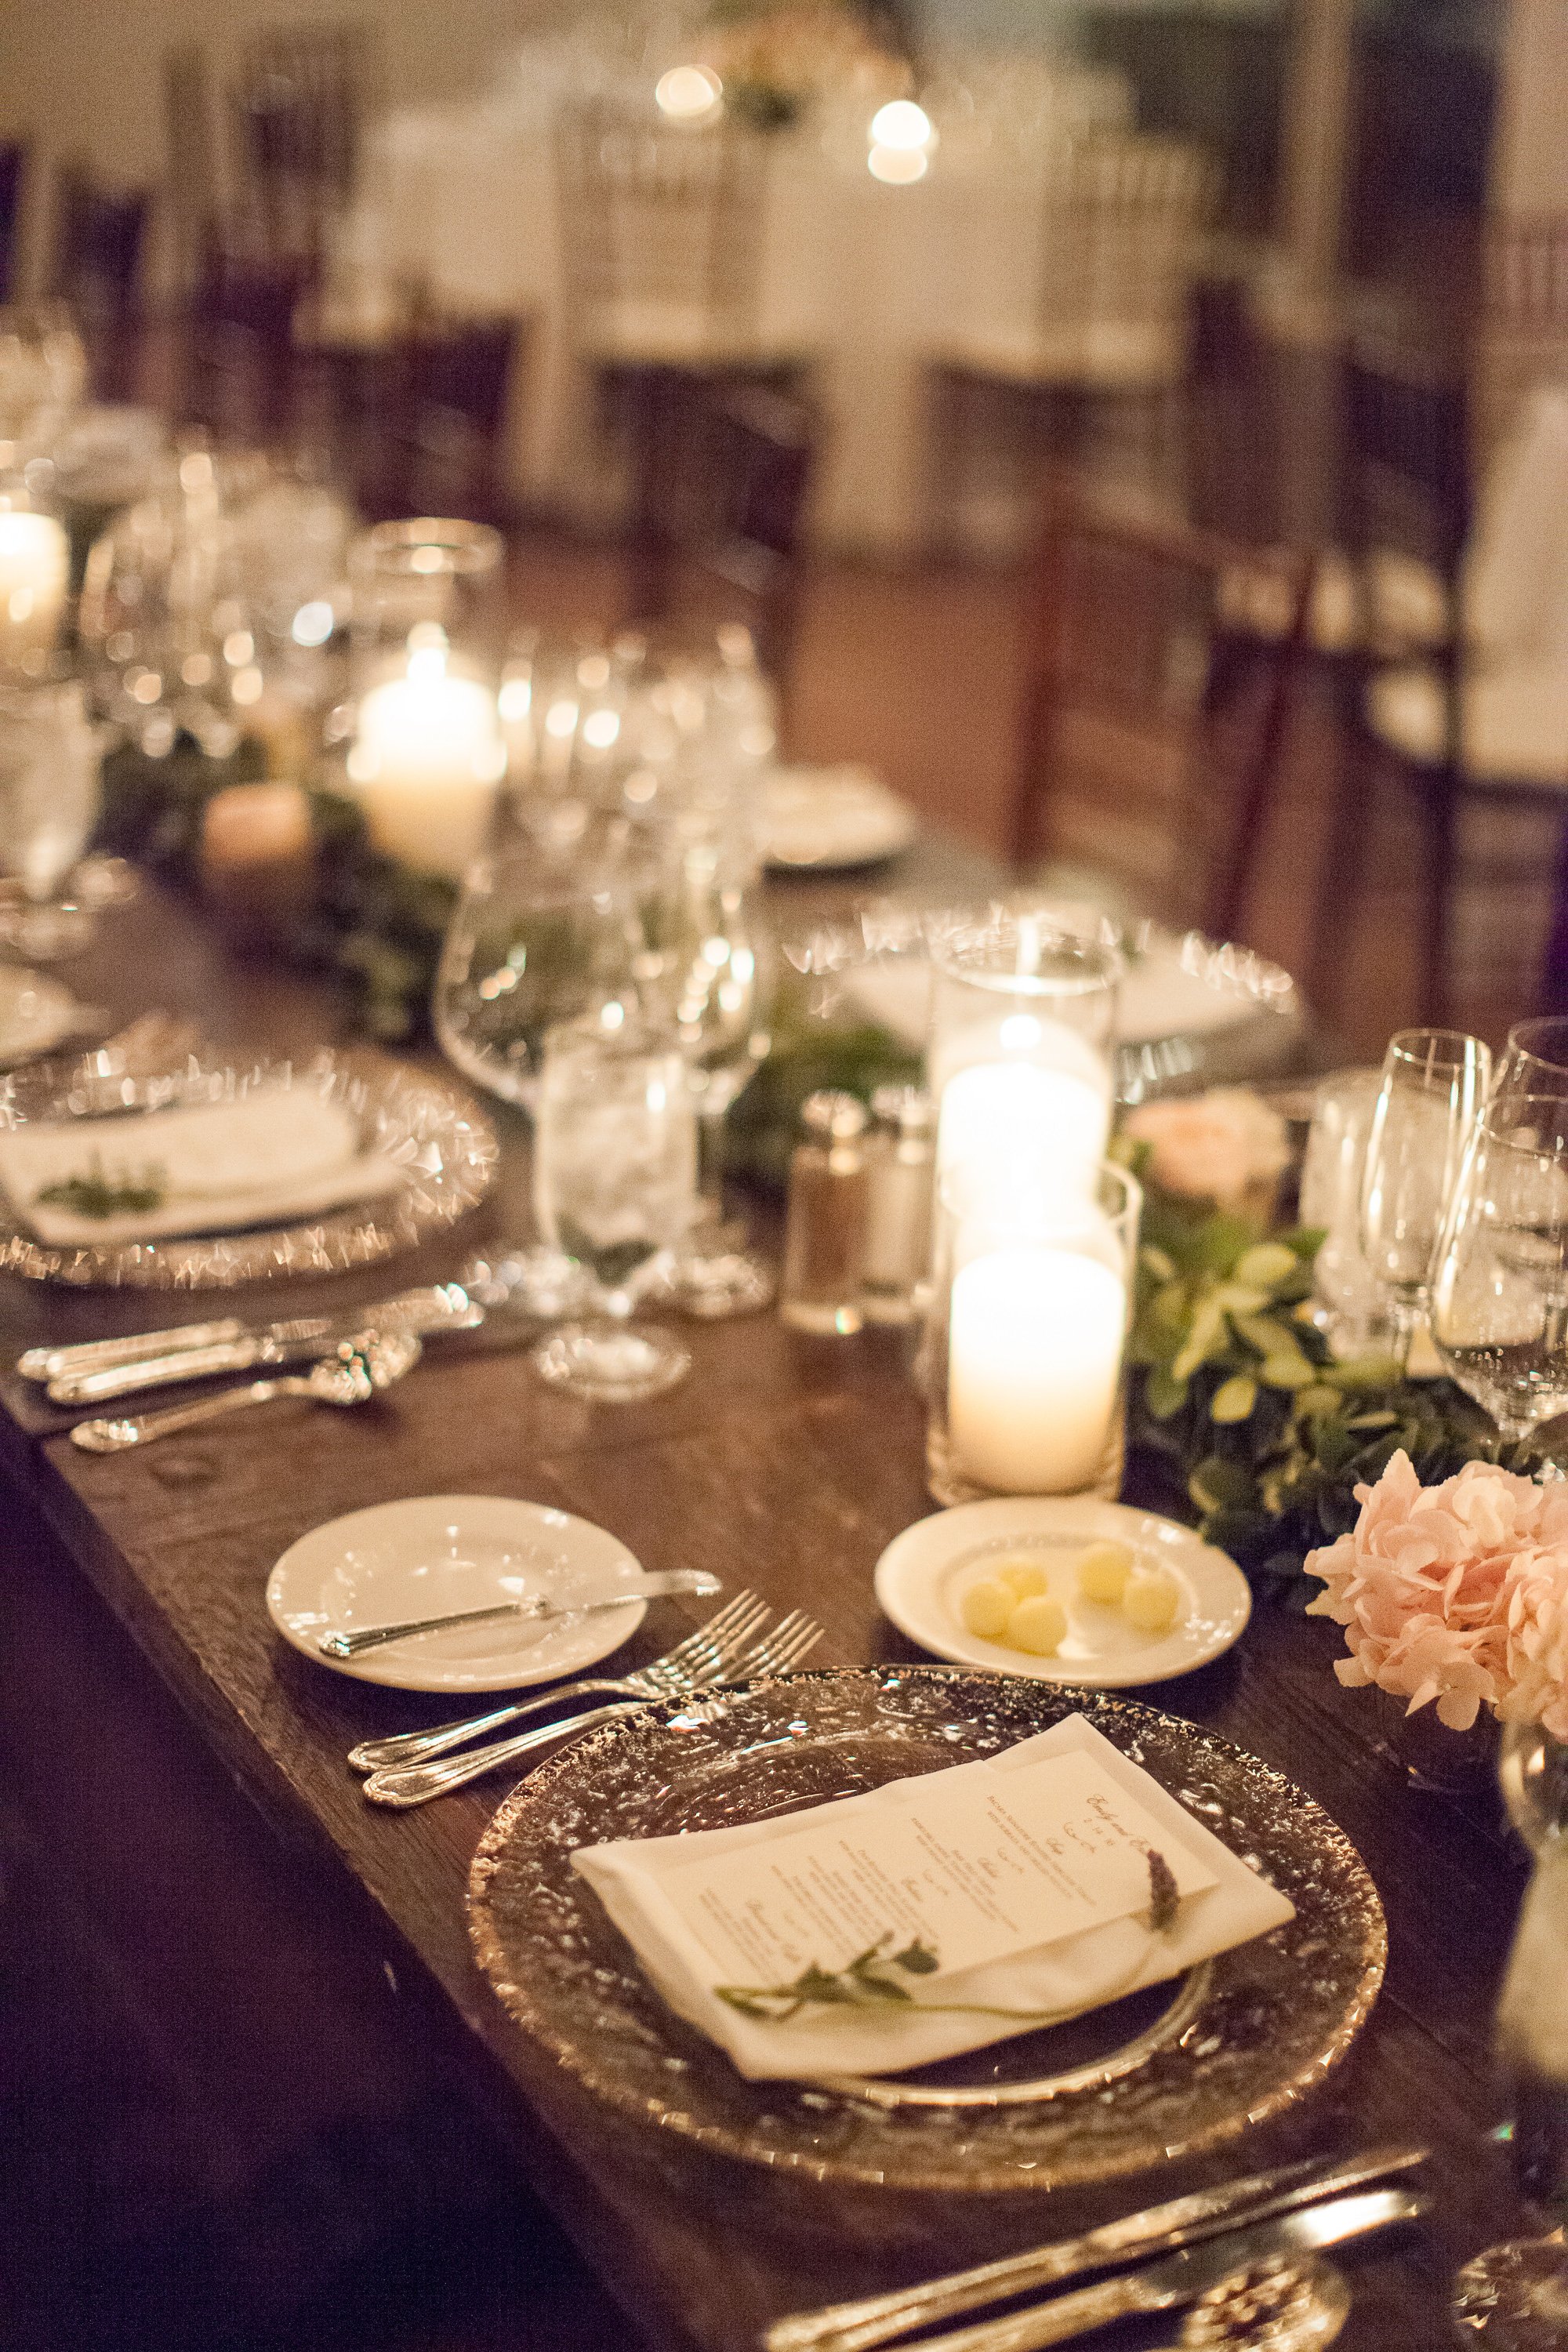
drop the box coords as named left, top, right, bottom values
left=573, top=1714, right=1296, bottom=2082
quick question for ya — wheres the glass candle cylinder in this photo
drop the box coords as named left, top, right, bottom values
left=0, top=472, right=69, bottom=682
left=928, top=910, right=1121, bottom=1197
left=344, top=519, right=506, bottom=877
left=924, top=1158, right=1141, bottom=1505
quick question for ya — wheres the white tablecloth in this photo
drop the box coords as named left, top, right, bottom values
left=361, top=93, right=1125, bottom=556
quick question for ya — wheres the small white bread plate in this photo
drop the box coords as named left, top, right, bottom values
left=874, top=1496, right=1251, bottom=1688
left=267, top=1494, right=648, bottom=1692
left=760, top=766, right=919, bottom=870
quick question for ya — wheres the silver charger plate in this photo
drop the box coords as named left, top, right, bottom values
left=0, top=1046, right=498, bottom=1287
left=469, top=1667, right=1385, bottom=2196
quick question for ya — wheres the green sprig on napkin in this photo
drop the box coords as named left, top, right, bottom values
left=36, top=1157, right=166, bottom=1220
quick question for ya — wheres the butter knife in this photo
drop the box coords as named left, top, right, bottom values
left=318, top=1569, right=722, bottom=1657
left=764, top=2145, right=1427, bottom=2352
left=869, top=2188, right=1423, bottom=2352
left=31, top=1285, right=480, bottom=1399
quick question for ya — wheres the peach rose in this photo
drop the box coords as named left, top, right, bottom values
left=1122, top=1087, right=1290, bottom=1210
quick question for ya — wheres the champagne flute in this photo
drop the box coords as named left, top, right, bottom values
left=1450, top=1719, right=1568, bottom=2346
left=1430, top=1098, right=1568, bottom=1445
left=530, top=1013, right=697, bottom=1403
left=1495, top=1021, right=1568, bottom=1132
left=1359, top=1028, right=1490, bottom=1370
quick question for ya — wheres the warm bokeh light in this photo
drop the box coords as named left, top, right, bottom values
left=868, top=144, right=928, bottom=185
left=869, top=100, right=933, bottom=152
left=655, top=65, right=723, bottom=122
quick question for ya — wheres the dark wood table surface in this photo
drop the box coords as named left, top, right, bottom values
left=0, top=855, right=1536, bottom=2352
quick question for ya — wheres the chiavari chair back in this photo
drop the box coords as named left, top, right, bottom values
left=230, top=23, right=373, bottom=269
left=1013, top=481, right=1308, bottom=942
left=0, top=142, right=27, bottom=307
left=1313, top=333, right=1568, bottom=1028
left=555, top=100, right=768, bottom=366
left=650, top=379, right=818, bottom=700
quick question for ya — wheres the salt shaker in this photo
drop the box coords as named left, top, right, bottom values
left=779, top=1091, right=869, bottom=1335
left=862, top=1083, right=935, bottom=1325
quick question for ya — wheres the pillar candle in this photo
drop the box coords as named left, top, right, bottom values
left=948, top=1245, right=1126, bottom=1494
left=0, top=510, right=68, bottom=672
left=347, top=652, right=505, bottom=877
left=936, top=1059, right=1111, bottom=1186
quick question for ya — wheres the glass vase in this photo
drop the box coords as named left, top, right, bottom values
left=924, top=1157, right=1141, bottom=1505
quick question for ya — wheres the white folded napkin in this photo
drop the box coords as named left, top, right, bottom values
left=0, top=1085, right=405, bottom=1247
left=572, top=1714, right=1296, bottom=2082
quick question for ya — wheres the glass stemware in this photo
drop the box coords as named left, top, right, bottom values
left=432, top=838, right=641, bottom=1112
left=631, top=807, right=775, bottom=1317
left=1496, top=1022, right=1568, bottom=1131
left=0, top=681, right=104, bottom=959
left=1431, top=1098, right=1568, bottom=1446
left=1450, top=1720, right=1568, bottom=2346
left=1360, top=1028, right=1491, bottom=1370
left=530, top=1013, right=697, bottom=1403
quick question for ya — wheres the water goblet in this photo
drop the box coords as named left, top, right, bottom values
left=1360, top=1028, right=1491, bottom=1370
left=1450, top=1719, right=1568, bottom=2346
left=530, top=1013, right=698, bottom=1403
left=1430, top=1098, right=1568, bottom=1446
left=0, top=681, right=103, bottom=959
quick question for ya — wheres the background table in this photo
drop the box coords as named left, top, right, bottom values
left=0, top=870, right=1539, bottom=2351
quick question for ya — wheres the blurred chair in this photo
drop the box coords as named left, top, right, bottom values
left=1313, top=335, right=1568, bottom=1026
left=643, top=379, right=818, bottom=701
left=180, top=233, right=310, bottom=443
left=1012, top=477, right=1310, bottom=943
left=163, top=45, right=220, bottom=302
left=0, top=142, right=27, bottom=306
left=47, top=167, right=150, bottom=397
left=927, top=134, right=1218, bottom=554
left=373, top=306, right=530, bottom=521
left=230, top=23, right=374, bottom=270
left=556, top=98, right=811, bottom=564
left=1477, top=210, right=1568, bottom=455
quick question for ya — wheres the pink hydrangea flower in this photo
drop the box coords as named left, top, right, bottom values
left=1123, top=1087, right=1290, bottom=1210
left=1305, top=1451, right=1568, bottom=1733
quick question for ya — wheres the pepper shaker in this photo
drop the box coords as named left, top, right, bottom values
left=779, top=1091, right=869, bottom=1335
left=863, top=1083, right=935, bottom=1325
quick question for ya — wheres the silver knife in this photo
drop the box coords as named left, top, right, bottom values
left=317, top=1569, right=723, bottom=1658
left=881, top=2188, right=1423, bottom=2352
left=35, top=1287, right=481, bottom=1403
left=764, top=2144, right=1426, bottom=2352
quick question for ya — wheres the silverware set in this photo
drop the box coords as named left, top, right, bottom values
left=767, top=2151, right=1426, bottom=2352
left=354, top=1593, right=824, bottom=1807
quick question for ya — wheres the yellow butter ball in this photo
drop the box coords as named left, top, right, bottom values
left=1076, top=1539, right=1134, bottom=1603
left=960, top=1578, right=1014, bottom=1639
left=1123, top=1564, right=1182, bottom=1633
left=994, top=1557, right=1052, bottom=1599
left=1008, top=1595, right=1068, bottom=1656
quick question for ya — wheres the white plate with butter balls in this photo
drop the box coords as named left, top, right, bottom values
left=873, top=1496, right=1251, bottom=1686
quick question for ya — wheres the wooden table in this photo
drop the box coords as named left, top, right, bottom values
left=0, top=866, right=1535, bottom=2352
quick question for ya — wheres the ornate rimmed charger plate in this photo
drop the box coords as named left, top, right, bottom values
left=0, top=1046, right=497, bottom=1287
left=469, top=1666, right=1385, bottom=2194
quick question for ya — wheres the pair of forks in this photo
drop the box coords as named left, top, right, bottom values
left=354, top=1591, right=823, bottom=1808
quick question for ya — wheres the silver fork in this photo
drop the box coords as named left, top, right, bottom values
left=361, top=1612, right=824, bottom=1809
left=347, top=1590, right=770, bottom=1773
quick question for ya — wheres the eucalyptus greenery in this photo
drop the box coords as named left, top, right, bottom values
left=1118, top=1139, right=1568, bottom=1596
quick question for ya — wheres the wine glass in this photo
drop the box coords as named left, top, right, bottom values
left=433, top=836, right=648, bottom=1111
left=1450, top=1719, right=1568, bottom=2345
left=1430, top=1098, right=1568, bottom=1445
left=1496, top=1022, right=1568, bottom=1129
left=530, top=1012, right=697, bottom=1403
left=630, top=805, right=775, bottom=1317
left=0, top=682, right=104, bottom=959
left=1360, top=1028, right=1491, bottom=1370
